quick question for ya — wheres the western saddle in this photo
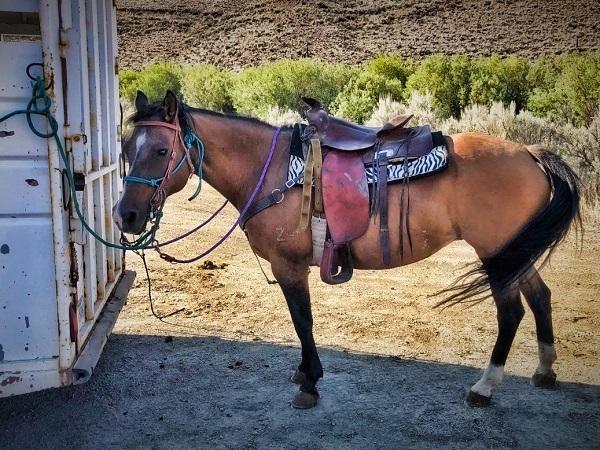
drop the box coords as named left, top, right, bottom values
left=300, top=98, right=436, bottom=285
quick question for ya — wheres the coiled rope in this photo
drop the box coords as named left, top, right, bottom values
left=0, top=69, right=160, bottom=250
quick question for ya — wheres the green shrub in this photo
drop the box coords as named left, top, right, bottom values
left=119, top=61, right=182, bottom=104
left=555, top=52, right=600, bottom=127
left=230, top=59, right=353, bottom=117
left=119, top=70, right=140, bottom=103
left=181, top=64, right=233, bottom=112
left=404, top=54, right=472, bottom=119
left=469, top=55, right=530, bottom=112
left=527, top=89, right=566, bottom=123
left=363, top=54, right=416, bottom=86
left=527, top=55, right=564, bottom=91
left=526, top=54, right=572, bottom=121
left=331, top=72, right=404, bottom=123
left=527, top=52, right=600, bottom=126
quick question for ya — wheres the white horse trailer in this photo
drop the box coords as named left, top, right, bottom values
left=0, top=0, right=134, bottom=397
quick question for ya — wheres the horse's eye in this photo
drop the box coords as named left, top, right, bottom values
left=157, top=148, right=168, bottom=156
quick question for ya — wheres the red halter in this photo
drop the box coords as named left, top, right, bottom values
left=127, top=117, right=195, bottom=207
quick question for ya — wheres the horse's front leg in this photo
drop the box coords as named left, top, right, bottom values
left=272, top=262, right=323, bottom=409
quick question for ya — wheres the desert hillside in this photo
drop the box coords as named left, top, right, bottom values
left=116, top=0, right=600, bottom=70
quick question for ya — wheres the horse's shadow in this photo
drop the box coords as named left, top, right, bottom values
left=1, top=333, right=598, bottom=449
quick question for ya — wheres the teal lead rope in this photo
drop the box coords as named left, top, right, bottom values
left=0, top=75, right=162, bottom=250
left=184, top=129, right=204, bottom=201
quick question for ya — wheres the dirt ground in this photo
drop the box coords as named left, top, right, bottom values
left=115, top=0, right=600, bottom=70
left=1, top=183, right=598, bottom=449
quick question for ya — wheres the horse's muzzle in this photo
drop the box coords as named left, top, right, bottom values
left=112, top=201, right=149, bottom=234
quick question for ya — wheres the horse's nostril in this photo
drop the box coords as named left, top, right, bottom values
left=123, top=210, right=138, bottom=225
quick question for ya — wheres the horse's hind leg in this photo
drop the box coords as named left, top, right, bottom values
left=520, top=268, right=557, bottom=388
left=466, top=282, right=525, bottom=407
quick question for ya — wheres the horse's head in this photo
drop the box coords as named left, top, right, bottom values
left=113, top=90, right=197, bottom=234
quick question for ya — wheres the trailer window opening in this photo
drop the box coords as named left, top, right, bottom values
left=0, top=11, right=40, bottom=42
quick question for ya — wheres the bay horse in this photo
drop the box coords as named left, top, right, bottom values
left=113, top=90, right=581, bottom=409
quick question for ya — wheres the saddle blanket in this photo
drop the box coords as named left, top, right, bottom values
left=286, top=145, right=449, bottom=187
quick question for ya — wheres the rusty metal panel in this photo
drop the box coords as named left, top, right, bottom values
left=0, top=367, right=61, bottom=397
left=93, top=177, right=108, bottom=301
left=0, top=159, right=51, bottom=215
left=62, top=0, right=92, bottom=175
left=0, top=43, right=46, bottom=158
left=82, top=181, right=98, bottom=318
left=0, top=16, right=60, bottom=366
left=40, top=0, right=77, bottom=371
left=84, top=0, right=102, bottom=172
left=0, top=219, right=59, bottom=361
left=0, top=0, right=127, bottom=397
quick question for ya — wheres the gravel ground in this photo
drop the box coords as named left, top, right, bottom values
left=0, top=184, right=598, bottom=449
left=0, top=334, right=599, bottom=449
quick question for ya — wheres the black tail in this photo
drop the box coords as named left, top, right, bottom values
left=436, top=146, right=582, bottom=307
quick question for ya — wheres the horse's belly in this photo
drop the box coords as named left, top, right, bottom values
left=350, top=177, right=456, bottom=269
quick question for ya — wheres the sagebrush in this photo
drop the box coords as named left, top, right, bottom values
left=120, top=52, right=599, bottom=208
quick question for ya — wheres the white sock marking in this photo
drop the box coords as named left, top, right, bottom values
left=471, top=364, right=504, bottom=397
left=536, top=341, right=556, bottom=374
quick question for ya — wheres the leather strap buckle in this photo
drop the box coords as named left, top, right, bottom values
left=271, top=189, right=285, bottom=204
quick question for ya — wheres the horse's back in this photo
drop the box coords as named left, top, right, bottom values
left=351, top=132, right=551, bottom=267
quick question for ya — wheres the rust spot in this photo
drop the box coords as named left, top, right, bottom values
left=25, top=178, right=39, bottom=186
left=0, top=244, right=8, bottom=254
left=0, top=376, right=20, bottom=386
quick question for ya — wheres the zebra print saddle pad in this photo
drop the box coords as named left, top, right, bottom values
left=286, top=125, right=449, bottom=187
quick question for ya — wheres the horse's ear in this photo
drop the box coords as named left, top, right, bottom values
left=163, top=90, right=178, bottom=122
left=302, top=97, right=322, bottom=109
left=135, top=90, right=149, bottom=111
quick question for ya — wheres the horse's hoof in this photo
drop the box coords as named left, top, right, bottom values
left=465, top=390, right=491, bottom=407
left=290, top=369, right=307, bottom=385
left=531, top=370, right=557, bottom=388
left=291, top=391, right=319, bottom=409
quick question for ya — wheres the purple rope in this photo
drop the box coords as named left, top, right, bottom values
left=157, top=127, right=282, bottom=264
left=152, top=199, right=229, bottom=248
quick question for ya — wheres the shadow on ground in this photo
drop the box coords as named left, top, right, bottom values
left=1, top=334, right=599, bottom=449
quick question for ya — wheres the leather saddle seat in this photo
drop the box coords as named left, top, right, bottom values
left=303, top=97, right=432, bottom=161
left=301, top=97, right=438, bottom=285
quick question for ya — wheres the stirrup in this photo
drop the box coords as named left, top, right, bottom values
left=320, top=240, right=353, bottom=285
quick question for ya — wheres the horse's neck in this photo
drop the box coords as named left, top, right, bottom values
left=190, top=112, right=286, bottom=210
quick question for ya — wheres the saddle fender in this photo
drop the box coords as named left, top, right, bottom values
left=322, top=151, right=370, bottom=243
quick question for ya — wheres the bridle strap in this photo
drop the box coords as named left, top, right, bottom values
left=133, top=118, right=195, bottom=174
left=125, top=116, right=199, bottom=207
left=133, top=120, right=180, bottom=131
